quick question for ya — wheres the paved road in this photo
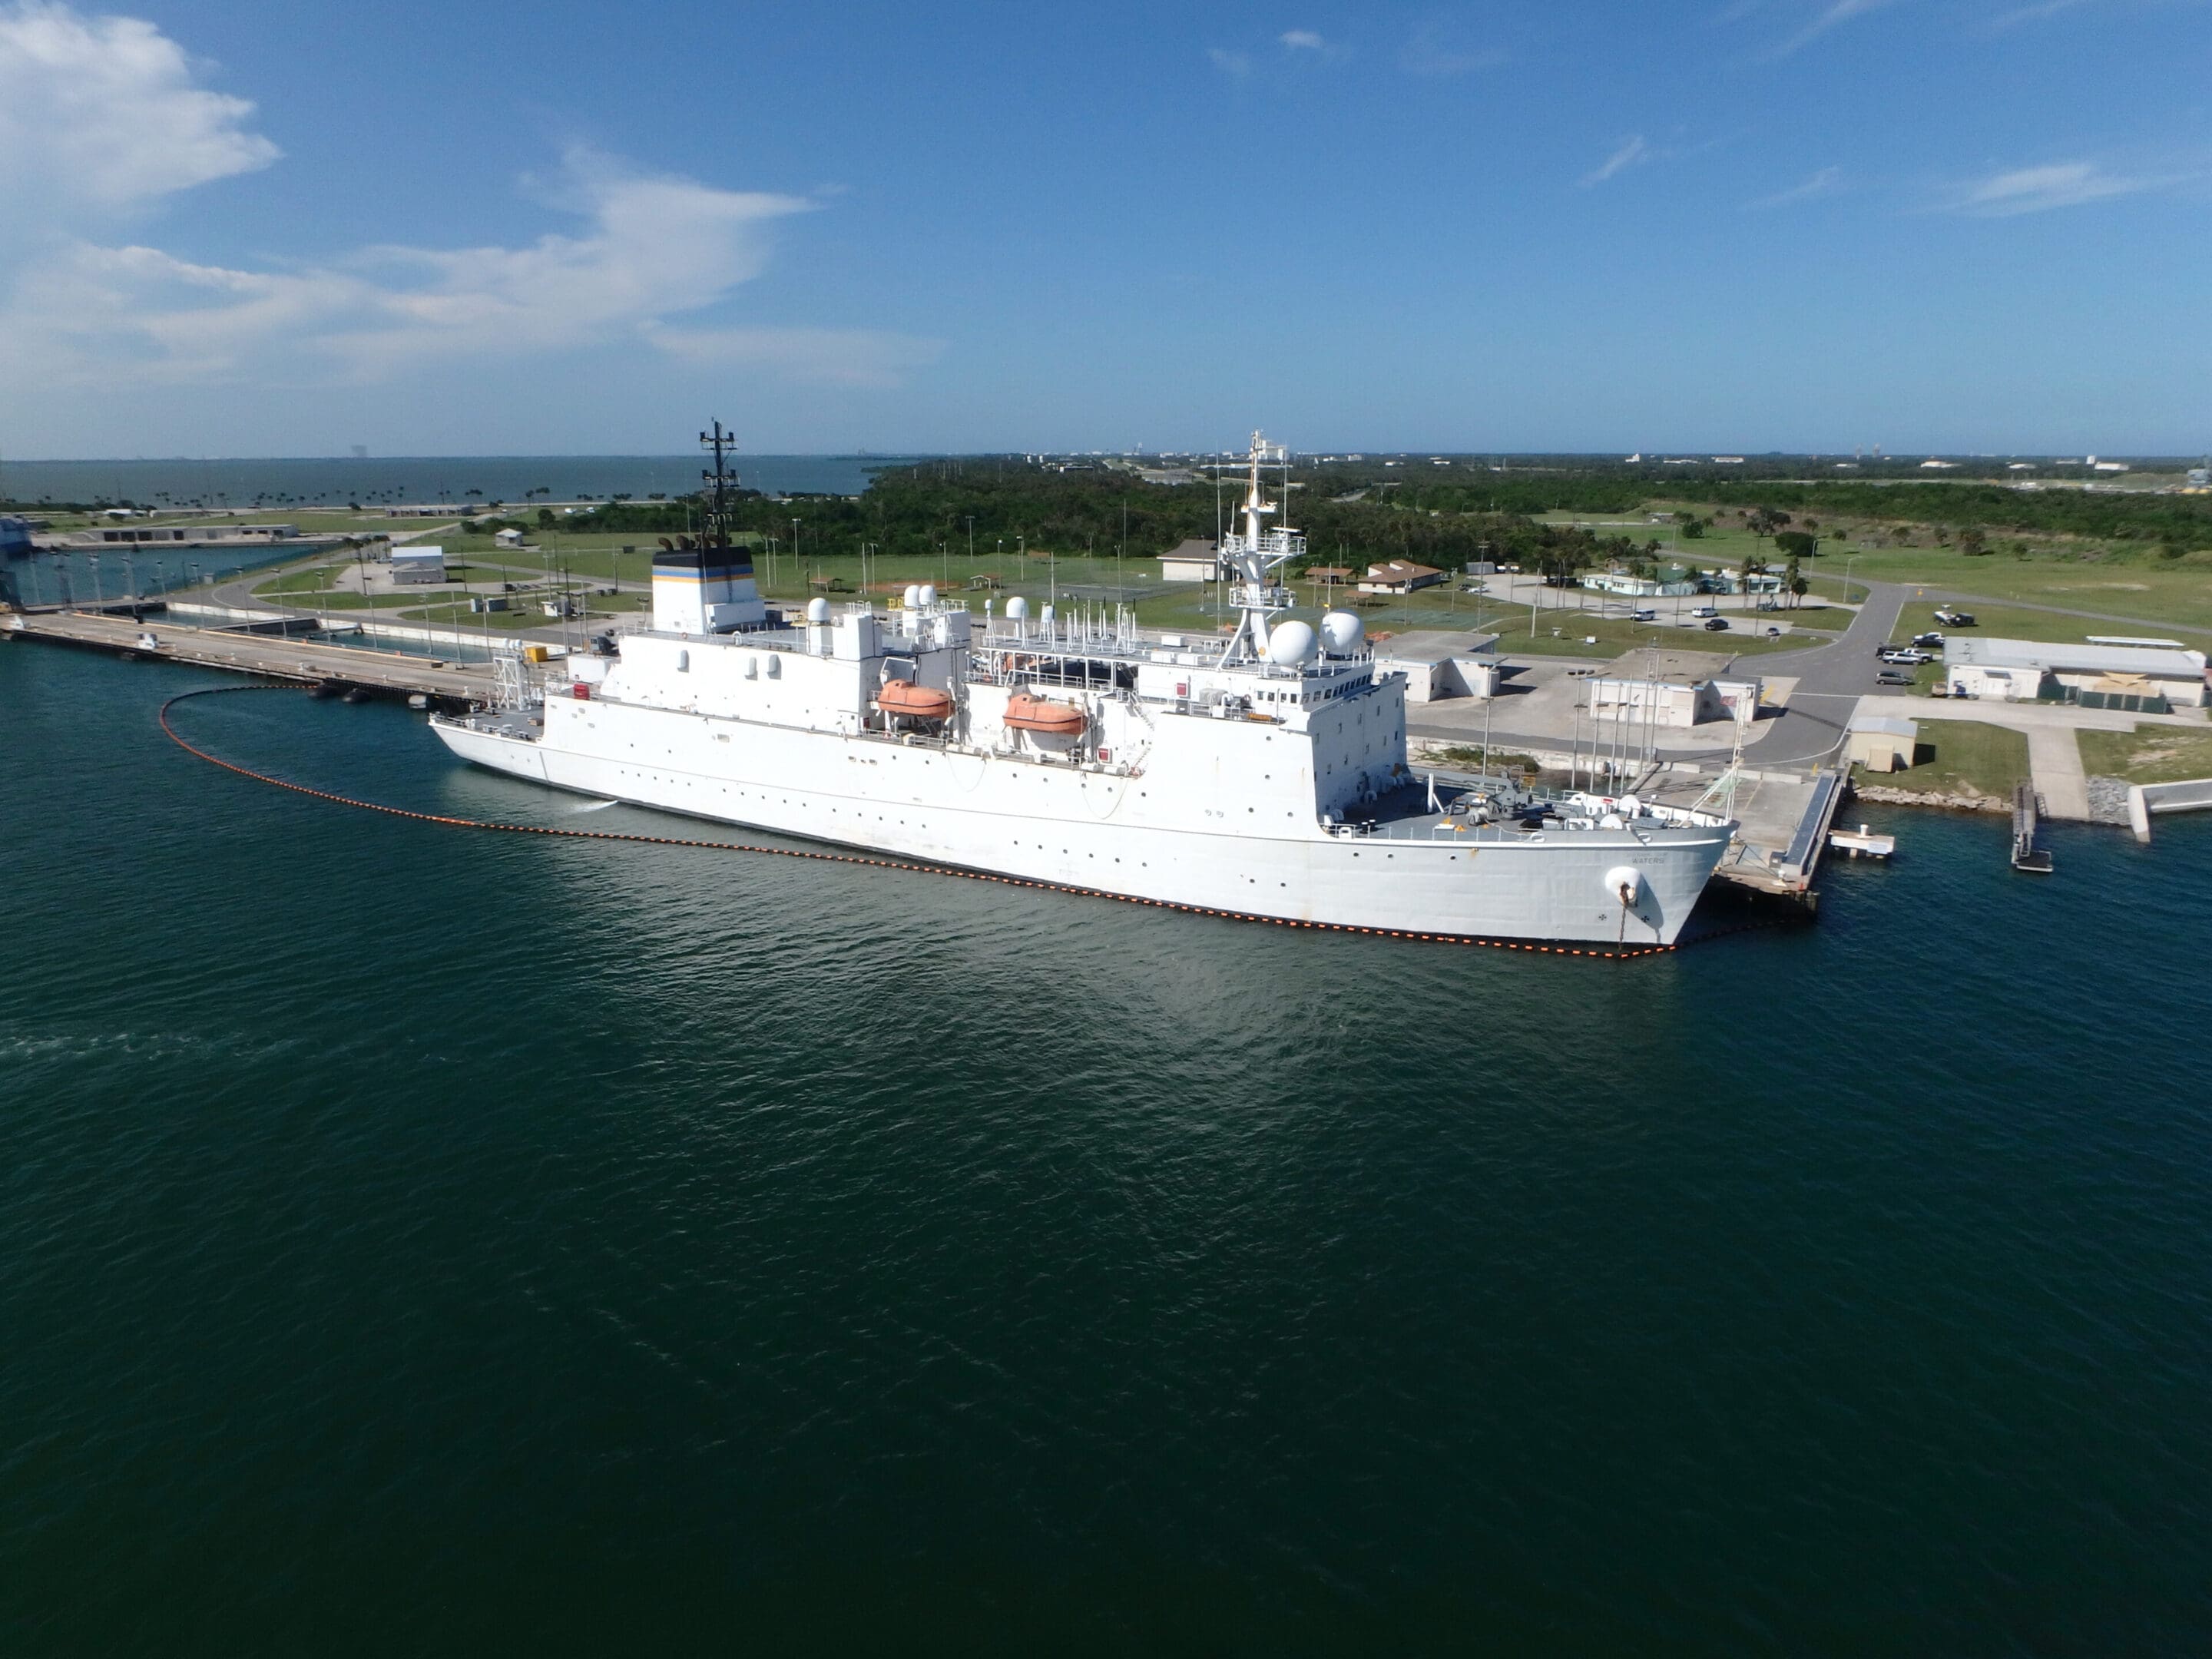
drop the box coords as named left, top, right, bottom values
left=1408, top=586, right=1908, bottom=770
left=1674, top=582, right=1908, bottom=768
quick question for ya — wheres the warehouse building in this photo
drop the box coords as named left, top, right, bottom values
left=1943, top=637, right=2207, bottom=710
left=390, top=546, right=448, bottom=585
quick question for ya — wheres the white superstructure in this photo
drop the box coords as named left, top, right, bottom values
left=429, top=433, right=1736, bottom=947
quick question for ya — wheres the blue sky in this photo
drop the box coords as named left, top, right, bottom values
left=2, top=0, right=2206, bottom=456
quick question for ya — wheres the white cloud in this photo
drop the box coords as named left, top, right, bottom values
left=1748, top=164, right=1846, bottom=207
left=1399, top=18, right=1505, bottom=75
left=0, top=147, right=939, bottom=392
left=1280, top=28, right=1325, bottom=49
left=1756, top=0, right=1906, bottom=55
left=1207, top=46, right=1252, bottom=76
left=1948, top=160, right=2160, bottom=214
left=0, top=1, right=278, bottom=220
left=0, top=5, right=945, bottom=411
left=1581, top=136, right=1650, bottom=187
left=644, top=326, right=945, bottom=388
left=1986, top=0, right=2092, bottom=24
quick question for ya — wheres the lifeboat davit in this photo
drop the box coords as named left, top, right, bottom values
left=1004, top=692, right=1087, bottom=736
left=875, top=679, right=954, bottom=720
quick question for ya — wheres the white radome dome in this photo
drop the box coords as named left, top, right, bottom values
left=805, top=596, right=831, bottom=623
left=902, top=584, right=923, bottom=611
left=918, top=583, right=937, bottom=608
left=1320, top=611, right=1364, bottom=656
left=1267, top=619, right=1319, bottom=667
left=1005, top=596, right=1031, bottom=620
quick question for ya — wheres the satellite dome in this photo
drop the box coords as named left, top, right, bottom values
left=1320, top=611, right=1364, bottom=656
left=805, top=596, right=831, bottom=624
left=902, top=584, right=923, bottom=611
left=1005, top=595, right=1031, bottom=620
left=918, top=583, right=937, bottom=608
left=1266, top=619, right=1319, bottom=667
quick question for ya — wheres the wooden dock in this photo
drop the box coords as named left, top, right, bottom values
left=4, top=607, right=495, bottom=702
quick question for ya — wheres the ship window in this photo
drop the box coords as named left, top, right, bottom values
left=677, top=650, right=690, bottom=672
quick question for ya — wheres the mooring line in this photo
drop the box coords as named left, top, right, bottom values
left=157, top=682, right=1727, bottom=960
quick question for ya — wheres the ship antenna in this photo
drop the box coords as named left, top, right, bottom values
left=699, top=419, right=740, bottom=548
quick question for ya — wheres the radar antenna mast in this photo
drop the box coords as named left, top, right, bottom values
left=700, top=419, right=740, bottom=548
left=1216, top=430, right=1302, bottom=667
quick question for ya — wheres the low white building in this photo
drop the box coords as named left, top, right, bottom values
left=1371, top=631, right=1500, bottom=702
left=494, top=527, right=524, bottom=548
left=390, top=546, right=448, bottom=585
left=1585, top=570, right=1699, bottom=598
left=1944, top=637, right=2208, bottom=710
left=1586, top=673, right=1763, bottom=729
left=1157, top=538, right=1220, bottom=583
left=1846, top=714, right=1919, bottom=772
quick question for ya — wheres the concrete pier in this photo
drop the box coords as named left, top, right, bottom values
left=5, top=608, right=494, bottom=701
left=2128, top=777, right=2212, bottom=843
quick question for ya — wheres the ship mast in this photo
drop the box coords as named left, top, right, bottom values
left=1216, top=430, right=1301, bottom=667
left=700, top=419, right=739, bottom=548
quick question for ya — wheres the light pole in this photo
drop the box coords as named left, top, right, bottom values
left=1843, top=553, right=1860, bottom=608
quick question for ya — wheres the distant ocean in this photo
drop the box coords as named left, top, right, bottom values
left=1, top=455, right=909, bottom=507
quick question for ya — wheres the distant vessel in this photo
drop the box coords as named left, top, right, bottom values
left=430, top=430, right=1735, bottom=946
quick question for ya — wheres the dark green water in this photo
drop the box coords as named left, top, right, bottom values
left=5, top=641, right=2210, bottom=1654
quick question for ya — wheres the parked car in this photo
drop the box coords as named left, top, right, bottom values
left=1932, top=608, right=1976, bottom=627
left=1876, top=670, right=1916, bottom=687
left=1878, top=647, right=1931, bottom=664
left=1690, top=604, right=1718, bottom=618
left=1911, top=631, right=1944, bottom=648
left=1703, top=616, right=1731, bottom=631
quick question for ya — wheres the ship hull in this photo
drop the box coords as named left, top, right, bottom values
left=429, top=704, right=1729, bottom=949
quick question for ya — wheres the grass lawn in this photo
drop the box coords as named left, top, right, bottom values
left=400, top=591, right=649, bottom=626
left=253, top=564, right=347, bottom=596
left=1829, top=550, right=2212, bottom=633
left=1863, top=720, right=2030, bottom=800
left=1886, top=600, right=2206, bottom=651
left=2076, top=727, right=2212, bottom=784
left=1412, top=744, right=1545, bottom=779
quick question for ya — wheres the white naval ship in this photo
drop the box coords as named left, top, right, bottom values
left=430, top=432, right=1737, bottom=947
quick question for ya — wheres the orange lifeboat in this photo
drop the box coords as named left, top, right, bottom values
left=875, top=679, right=954, bottom=720
left=1004, top=692, right=1087, bottom=736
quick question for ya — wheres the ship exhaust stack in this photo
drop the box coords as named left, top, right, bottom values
left=654, top=419, right=768, bottom=634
